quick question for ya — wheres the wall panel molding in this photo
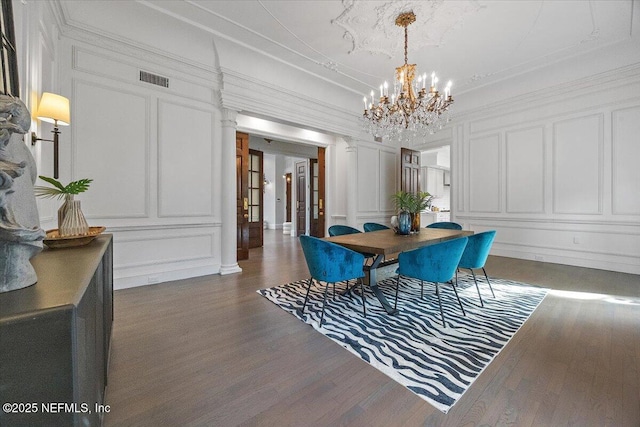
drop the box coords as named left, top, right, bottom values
left=552, top=113, right=603, bottom=214
left=468, top=133, right=501, bottom=213
left=157, top=99, right=214, bottom=218
left=506, top=126, right=545, bottom=214
left=611, top=106, right=640, bottom=215
left=72, top=78, right=150, bottom=219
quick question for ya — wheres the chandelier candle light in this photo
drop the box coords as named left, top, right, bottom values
left=362, top=11, right=454, bottom=140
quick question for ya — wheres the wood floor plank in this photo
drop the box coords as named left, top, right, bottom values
left=104, top=230, right=640, bottom=426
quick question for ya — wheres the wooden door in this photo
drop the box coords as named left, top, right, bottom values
left=401, top=147, right=420, bottom=194
left=247, top=149, right=263, bottom=248
left=236, top=132, right=249, bottom=260
left=295, top=161, right=306, bottom=236
left=285, top=173, right=292, bottom=223
left=309, top=147, right=325, bottom=237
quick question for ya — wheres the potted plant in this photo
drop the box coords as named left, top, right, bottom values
left=392, top=191, right=433, bottom=233
left=34, top=176, right=93, bottom=236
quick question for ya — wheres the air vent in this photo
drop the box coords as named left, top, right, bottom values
left=139, top=71, right=169, bottom=88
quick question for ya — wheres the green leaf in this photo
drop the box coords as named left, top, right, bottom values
left=64, top=178, right=93, bottom=195
left=33, top=186, right=65, bottom=200
left=38, top=175, right=65, bottom=191
left=34, top=176, right=93, bottom=198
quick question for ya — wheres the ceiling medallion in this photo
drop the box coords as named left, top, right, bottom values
left=362, top=11, right=454, bottom=141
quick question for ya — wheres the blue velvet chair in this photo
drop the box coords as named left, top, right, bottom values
left=299, top=235, right=367, bottom=325
left=363, top=222, right=390, bottom=232
left=426, top=221, right=463, bottom=230
left=328, top=225, right=361, bottom=236
left=394, top=237, right=468, bottom=327
left=328, top=225, right=375, bottom=261
left=456, top=230, right=496, bottom=307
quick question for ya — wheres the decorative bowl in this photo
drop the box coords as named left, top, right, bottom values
left=44, top=226, right=106, bottom=249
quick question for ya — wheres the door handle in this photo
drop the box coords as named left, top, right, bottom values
left=319, top=199, right=323, bottom=210
left=243, top=197, right=248, bottom=210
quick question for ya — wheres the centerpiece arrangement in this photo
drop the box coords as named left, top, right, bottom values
left=392, top=190, right=433, bottom=234
left=34, top=176, right=104, bottom=247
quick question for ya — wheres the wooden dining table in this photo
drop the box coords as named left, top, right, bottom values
left=325, top=228, right=473, bottom=314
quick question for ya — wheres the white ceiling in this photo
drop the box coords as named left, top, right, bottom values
left=133, top=0, right=637, bottom=98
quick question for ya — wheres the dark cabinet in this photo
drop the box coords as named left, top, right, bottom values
left=0, top=235, right=113, bottom=426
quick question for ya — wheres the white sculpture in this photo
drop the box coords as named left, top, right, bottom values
left=0, top=95, right=45, bottom=292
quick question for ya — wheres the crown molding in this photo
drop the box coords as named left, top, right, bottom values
left=454, top=62, right=640, bottom=125
left=51, top=1, right=218, bottom=81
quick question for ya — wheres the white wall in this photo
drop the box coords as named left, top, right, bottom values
left=452, top=69, right=640, bottom=274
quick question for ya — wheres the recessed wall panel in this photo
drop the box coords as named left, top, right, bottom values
left=74, top=81, right=148, bottom=218
left=158, top=101, right=213, bottom=217
left=506, top=127, right=545, bottom=213
left=612, top=106, right=640, bottom=215
left=379, top=150, right=396, bottom=211
left=357, top=146, right=379, bottom=212
left=469, top=134, right=501, bottom=213
left=553, top=115, right=602, bottom=214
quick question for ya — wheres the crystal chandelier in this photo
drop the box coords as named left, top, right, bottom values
left=362, top=12, right=454, bottom=141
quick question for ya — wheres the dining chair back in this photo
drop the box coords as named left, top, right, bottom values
left=299, top=235, right=367, bottom=325
left=395, top=237, right=468, bottom=327
left=457, top=230, right=496, bottom=306
left=363, top=222, right=390, bottom=232
left=426, top=221, right=463, bottom=230
left=328, top=225, right=362, bottom=236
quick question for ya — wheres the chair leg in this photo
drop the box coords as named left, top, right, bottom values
left=435, top=283, right=446, bottom=327
left=470, top=269, right=484, bottom=307
left=301, top=277, right=313, bottom=315
left=451, top=275, right=466, bottom=316
left=358, top=278, right=366, bottom=318
left=483, top=267, right=496, bottom=298
left=394, top=275, right=401, bottom=310
left=319, top=281, right=331, bottom=326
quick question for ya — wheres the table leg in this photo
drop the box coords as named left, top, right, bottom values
left=367, top=255, right=398, bottom=315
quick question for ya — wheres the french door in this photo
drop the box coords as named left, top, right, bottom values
left=247, top=149, right=263, bottom=248
left=236, top=132, right=249, bottom=260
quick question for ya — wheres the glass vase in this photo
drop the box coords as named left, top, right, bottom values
left=397, top=211, right=411, bottom=235
left=411, top=212, right=420, bottom=233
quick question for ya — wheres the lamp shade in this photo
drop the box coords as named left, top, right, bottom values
left=36, top=92, right=70, bottom=126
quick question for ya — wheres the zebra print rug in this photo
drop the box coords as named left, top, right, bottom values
left=258, top=272, right=547, bottom=413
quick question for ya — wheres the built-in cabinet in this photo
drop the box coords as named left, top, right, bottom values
left=0, top=235, right=113, bottom=427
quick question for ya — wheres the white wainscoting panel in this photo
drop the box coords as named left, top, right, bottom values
left=469, top=134, right=501, bottom=213
left=379, top=150, right=397, bottom=212
left=73, top=80, right=149, bottom=218
left=612, top=106, right=640, bottom=215
left=112, top=225, right=220, bottom=289
left=552, top=114, right=603, bottom=214
left=157, top=100, right=214, bottom=217
left=506, top=126, right=545, bottom=213
left=357, top=145, right=380, bottom=212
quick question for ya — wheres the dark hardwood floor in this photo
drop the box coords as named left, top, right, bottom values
left=104, top=230, right=640, bottom=426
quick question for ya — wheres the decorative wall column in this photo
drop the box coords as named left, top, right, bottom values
left=219, top=108, right=242, bottom=275
left=344, top=137, right=358, bottom=226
